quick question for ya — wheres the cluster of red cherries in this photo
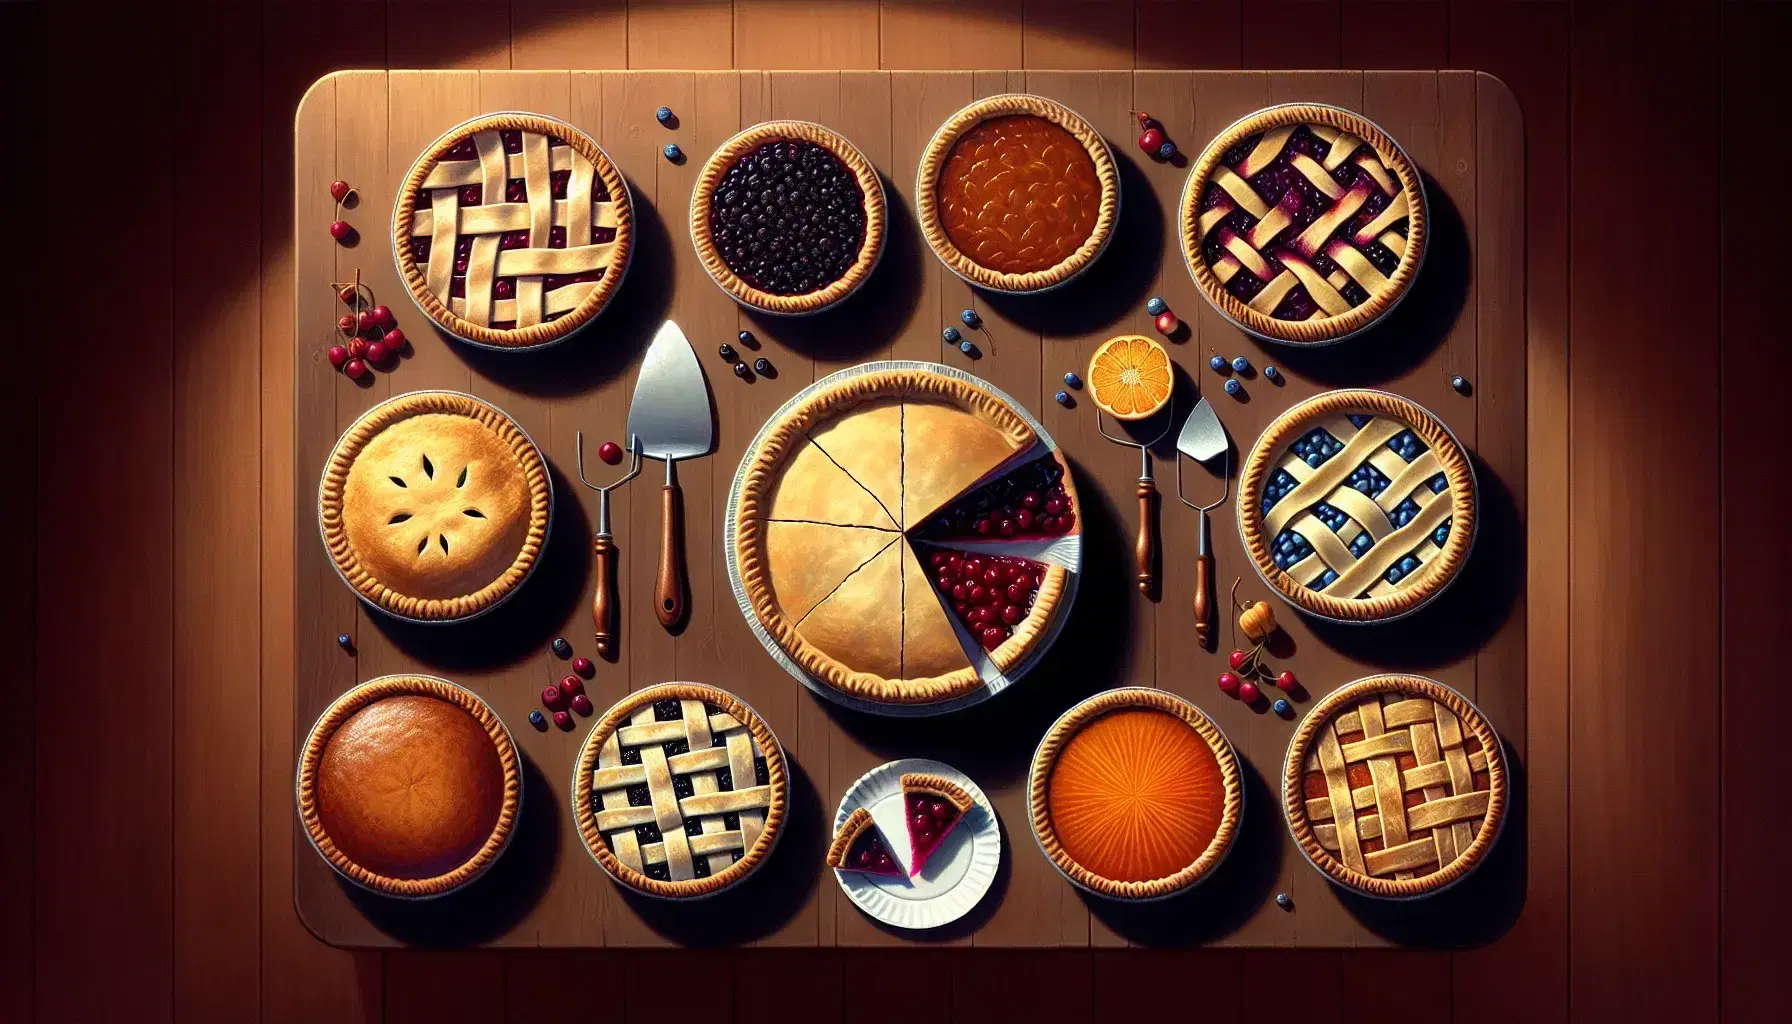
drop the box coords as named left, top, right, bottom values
left=327, top=284, right=407, bottom=380
left=929, top=550, right=1044, bottom=652
left=538, top=655, right=597, bottom=731
left=1218, top=648, right=1299, bottom=705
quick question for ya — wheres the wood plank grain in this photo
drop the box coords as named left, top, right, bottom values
left=385, top=950, right=505, bottom=1022
left=881, top=1, right=1024, bottom=69
left=36, top=2, right=175, bottom=1020
left=1343, top=1, right=1447, bottom=69
left=1567, top=4, right=1720, bottom=1021
left=1243, top=1, right=1343, bottom=68
left=1136, top=0, right=1243, bottom=69
left=1023, top=1, right=1135, bottom=69
left=1093, top=949, right=1242, bottom=1019
left=513, top=1, right=629, bottom=68
left=172, top=1, right=264, bottom=1019
left=387, top=1, right=513, bottom=69
left=735, top=2, right=880, bottom=68
left=629, top=1, right=735, bottom=69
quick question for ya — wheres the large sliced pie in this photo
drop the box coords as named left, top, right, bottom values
left=735, top=368, right=1080, bottom=705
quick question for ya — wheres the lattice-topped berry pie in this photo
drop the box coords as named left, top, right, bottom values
left=1284, top=674, right=1506, bottom=899
left=572, top=682, right=787, bottom=899
left=1182, top=103, right=1426, bottom=344
left=690, top=121, right=885, bottom=315
left=393, top=112, right=633, bottom=348
left=318, top=391, right=551, bottom=622
left=1238, top=389, right=1475, bottom=623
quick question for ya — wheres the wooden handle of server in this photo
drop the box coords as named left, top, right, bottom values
left=655, top=483, right=686, bottom=628
left=1193, top=550, right=1213, bottom=648
left=1135, top=479, right=1157, bottom=595
left=592, top=535, right=618, bottom=659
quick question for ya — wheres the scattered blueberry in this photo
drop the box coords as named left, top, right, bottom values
left=1146, top=296, right=1168, bottom=316
left=737, top=330, right=754, bottom=345
left=528, top=709, right=548, bottom=731
left=960, top=309, right=979, bottom=327
left=1264, top=365, right=1280, bottom=382
left=1275, top=892, right=1293, bottom=910
left=733, top=361, right=749, bottom=378
left=663, top=143, right=682, bottom=161
left=959, top=339, right=977, bottom=356
left=551, top=637, right=572, bottom=659
left=1273, top=698, right=1292, bottom=716
left=1452, top=375, right=1469, bottom=393
left=1232, top=356, right=1250, bottom=373
left=942, top=326, right=961, bottom=344
left=718, top=343, right=737, bottom=362
left=1055, top=390, right=1072, bottom=406
left=1157, top=140, right=1177, bottom=160
left=655, top=105, right=673, bottom=125
left=1063, top=371, right=1082, bottom=389
left=1225, top=378, right=1241, bottom=396
left=1210, top=354, right=1228, bottom=373
left=336, top=633, right=352, bottom=650
left=754, top=357, right=772, bottom=375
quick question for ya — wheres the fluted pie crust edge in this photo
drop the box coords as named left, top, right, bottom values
left=1180, top=103, right=1427, bottom=344
left=1029, top=687, right=1243, bottom=901
left=296, top=675, right=521, bottom=899
left=1281, top=674, right=1507, bottom=899
left=689, top=120, right=887, bottom=315
left=915, top=93, right=1120, bottom=293
left=1235, top=389, right=1476, bottom=622
left=901, top=772, right=974, bottom=814
left=571, top=682, right=789, bottom=899
left=392, top=112, right=634, bottom=348
left=318, top=391, right=551, bottom=622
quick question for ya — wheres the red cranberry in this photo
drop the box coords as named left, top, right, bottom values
left=344, top=358, right=368, bottom=379
left=542, top=684, right=566, bottom=709
left=572, top=656, right=594, bottom=677
left=1015, top=509, right=1034, bottom=530
left=1019, top=491, right=1042, bottom=510
left=348, top=337, right=370, bottom=359
left=329, top=180, right=352, bottom=202
left=982, top=568, right=1002, bottom=586
left=1037, top=515, right=1057, bottom=532
left=954, top=601, right=969, bottom=617
left=382, top=329, right=406, bottom=350
left=371, top=305, right=394, bottom=327
left=952, top=584, right=968, bottom=601
left=327, top=345, right=349, bottom=368
left=998, top=519, right=1017, bottom=536
left=967, top=585, right=987, bottom=605
left=1001, top=604, right=1023, bottom=625
left=1044, top=497, right=1066, bottom=516
left=366, top=341, right=390, bottom=364
left=494, top=279, right=514, bottom=299
left=328, top=220, right=352, bottom=241
left=974, top=518, right=992, bottom=535
left=1053, top=512, right=1075, bottom=533
left=559, top=675, right=583, bottom=697
left=1217, top=672, right=1241, bottom=697
left=1138, top=126, right=1165, bottom=153
left=598, top=440, right=623, bottom=465
left=931, top=800, right=952, bottom=820
left=979, top=626, right=1007, bottom=650
left=1005, top=583, right=1027, bottom=603
left=1276, top=670, right=1299, bottom=693
left=552, top=710, right=573, bottom=730
left=930, top=552, right=949, bottom=568
left=337, top=315, right=356, bottom=335
left=1238, top=680, right=1260, bottom=703
left=1229, top=650, right=1250, bottom=670
left=570, top=694, right=593, bottom=715
left=337, top=284, right=359, bottom=305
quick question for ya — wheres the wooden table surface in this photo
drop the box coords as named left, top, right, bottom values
left=294, top=68, right=1524, bottom=950
left=20, top=0, right=1779, bottom=1020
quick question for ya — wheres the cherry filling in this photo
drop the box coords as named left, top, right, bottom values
left=915, top=456, right=1075, bottom=541
left=845, top=826, right=901, bottom=876
left=1198, top=125, right=1406, bottom=321
left=925, top=550, right=1047, bottom=652
left=906, top=791, right=963, bottom=869
left=413, top=134, right=616, bottom=328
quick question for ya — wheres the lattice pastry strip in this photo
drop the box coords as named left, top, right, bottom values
left=589, top=701, right=772, bottom=883
left=412, top=128, right=621, bottom=330
left=1305, top=695, right=1492, bottom=880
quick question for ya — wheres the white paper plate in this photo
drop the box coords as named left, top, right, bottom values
left=831, top=759, right=1000, bottom=930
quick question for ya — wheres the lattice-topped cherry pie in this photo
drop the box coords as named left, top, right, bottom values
left=1238, top=389, right=1474, bottom=623
left=393, top=111, right=632, bottom=348
left=572, top=682, right=787, bottom=899
left=1284, top=674, right=1506, bottom=899
left=1182, top=103, right=1426, bottom=344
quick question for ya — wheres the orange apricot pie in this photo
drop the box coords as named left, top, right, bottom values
left=1030, top=687, right=1242, bottom=900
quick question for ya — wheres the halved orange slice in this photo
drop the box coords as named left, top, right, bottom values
left=1087, top=335, right=1172, bottom=420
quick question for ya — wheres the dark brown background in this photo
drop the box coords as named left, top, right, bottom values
left=11, top=0, right=1782, bottom=1021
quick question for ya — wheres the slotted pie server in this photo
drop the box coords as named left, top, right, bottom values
left=1175, top=397, right=1230, bottom=649
left=627, top=320, right=714, bottom=629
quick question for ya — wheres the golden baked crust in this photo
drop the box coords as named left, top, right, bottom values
left=392, top=112, right=633, bottom=349
left=824, top=807, right=880, bottom=869
left=1030, top=687, right=1241, bottom=901
left=1180, top=103, right=1427, bottom=345
left=901, top=772, right=973, bottom=814
left=571, top=683, right=788, bottom=899
left=1236, top=389, right=1475, bottom=623
left=809, top=399, right=902, bottom=524
left=766, top=435, right=898, bottom=529
left=320, top=392, right=550, bottom=622
left=690, top=120, right=887, bottom=315
left=764, top=523, right=897, bottom=623
left=793, top=540, right=905, bottom=684
left=900, top=398, right=1032, bottom=527
left=1282, top=675, right=1506, bottom=899
left=297, top=675, right=521, bottom=899
left=916, top=94, right=1120, bottom=293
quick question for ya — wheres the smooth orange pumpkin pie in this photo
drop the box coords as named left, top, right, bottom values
left=298, top=675, right=521, bottom=898
left=734, top=368, right=1080, bottom=706
left=917, top=94, right=1119, bottom=293
left=319, top=391, right=551, bottom=622
left=1030, top=687, right=1242, bottom=900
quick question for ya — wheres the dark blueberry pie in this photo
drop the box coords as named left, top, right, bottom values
left=1182, top=104, right=1426, bottom=344
left=1237, top=390, right=1475, bottom=622
left=690, top=121, right=885, bottom=315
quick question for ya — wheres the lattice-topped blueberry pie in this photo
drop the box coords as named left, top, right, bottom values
left=1237, top=390, right=1475, bottom=623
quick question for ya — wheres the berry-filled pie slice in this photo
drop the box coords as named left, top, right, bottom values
left=916, top=545, right=1055, bottom=655
left=912, top=453, right=1078, bottom=543
left=901, top=773, right=974, bottom=876
left=825, top=807, right=905, bottom=878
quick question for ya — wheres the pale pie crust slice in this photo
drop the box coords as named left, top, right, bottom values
left=765, top=523, right=898, bottom=623
left=808, top=398, right=903, bottom=527
left=901, top=544, right=974, bottom=682
left=794, top=540, right=904, bottom=681
left=901, top=399, right=1030, bottom=528
left=765, top=436, right=899, bottom=530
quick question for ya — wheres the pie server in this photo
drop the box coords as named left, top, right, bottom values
left=626, top=320, right=714, bottom=629
left=1174, top=397, right=1230, bottom=649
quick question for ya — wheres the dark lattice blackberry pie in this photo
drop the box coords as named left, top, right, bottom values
left=690, top=121, right=885, bottom=315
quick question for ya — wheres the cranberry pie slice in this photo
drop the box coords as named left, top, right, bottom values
left=911, top=453, right=1078, bottom=543
left=916, top=545, right=1054, bottom=655
left=825, top=807, right=905, bottom=878
left=900, top=773, right=974, bottom=876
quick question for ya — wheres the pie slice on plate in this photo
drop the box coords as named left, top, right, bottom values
left=825, top=807, right=904, bottom=877
left=901, top=772, right=974, bottom=876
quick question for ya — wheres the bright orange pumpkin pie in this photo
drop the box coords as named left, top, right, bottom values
left=1030, top=687, right=1241, bottom=900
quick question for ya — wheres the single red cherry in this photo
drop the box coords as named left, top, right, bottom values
left=1019, top=491, right=1042, bottom=510
left=327, top=345, right=349, bottom=368
left=1053, top=511, right=1075, bottom=533
left=572, top=656, right=594, bottom=677
left=329, top=180, right=352, bottom=202
left=371, top=305, right=394, bottom=327
left=1044, top=497, right=1065, bottom=516
left=382, top=329, right=406, bottom=350
left=1276, top=670, right=1298, bottom=693
left=552, top=710, right=573, bottom=730
left=348, top=337, right=370, bottom=359
left=974, top=518, right=993, bottom=535
left=559, top=674, right=584, bottom=697
left=365, top=341, right=390, bottom=364
left=356, top=310, right=378, bottom=333
left=1155, top=310, right=1179, bottom=335
left=344, top=358, right=367, bottom=379
left=980, top=626, right=1007, bottom=651
left=541, top=684, right=566, bottom=709
left=328, top=220, right=352, bottom=241
left=338, top=284, right=359, bottom=305
left=1138, top=127, right=1165, bottom=153
left=998, top=518, right=1017, bottom=536
left=1238, top=680, right=1260, bottom=704
left=337, top=314, right=356, bottom=335
left=1217, top=672, right=1241, bottom=697
left=570, top=694, right=593, bottom=716
left=1001, top=604, right=1023, bottom=625
left=1015, top=509, right=1034, bottom=530
left=598, top=440, right=623, bottom=465
left=1229, top=650, right=1249, bottom=670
